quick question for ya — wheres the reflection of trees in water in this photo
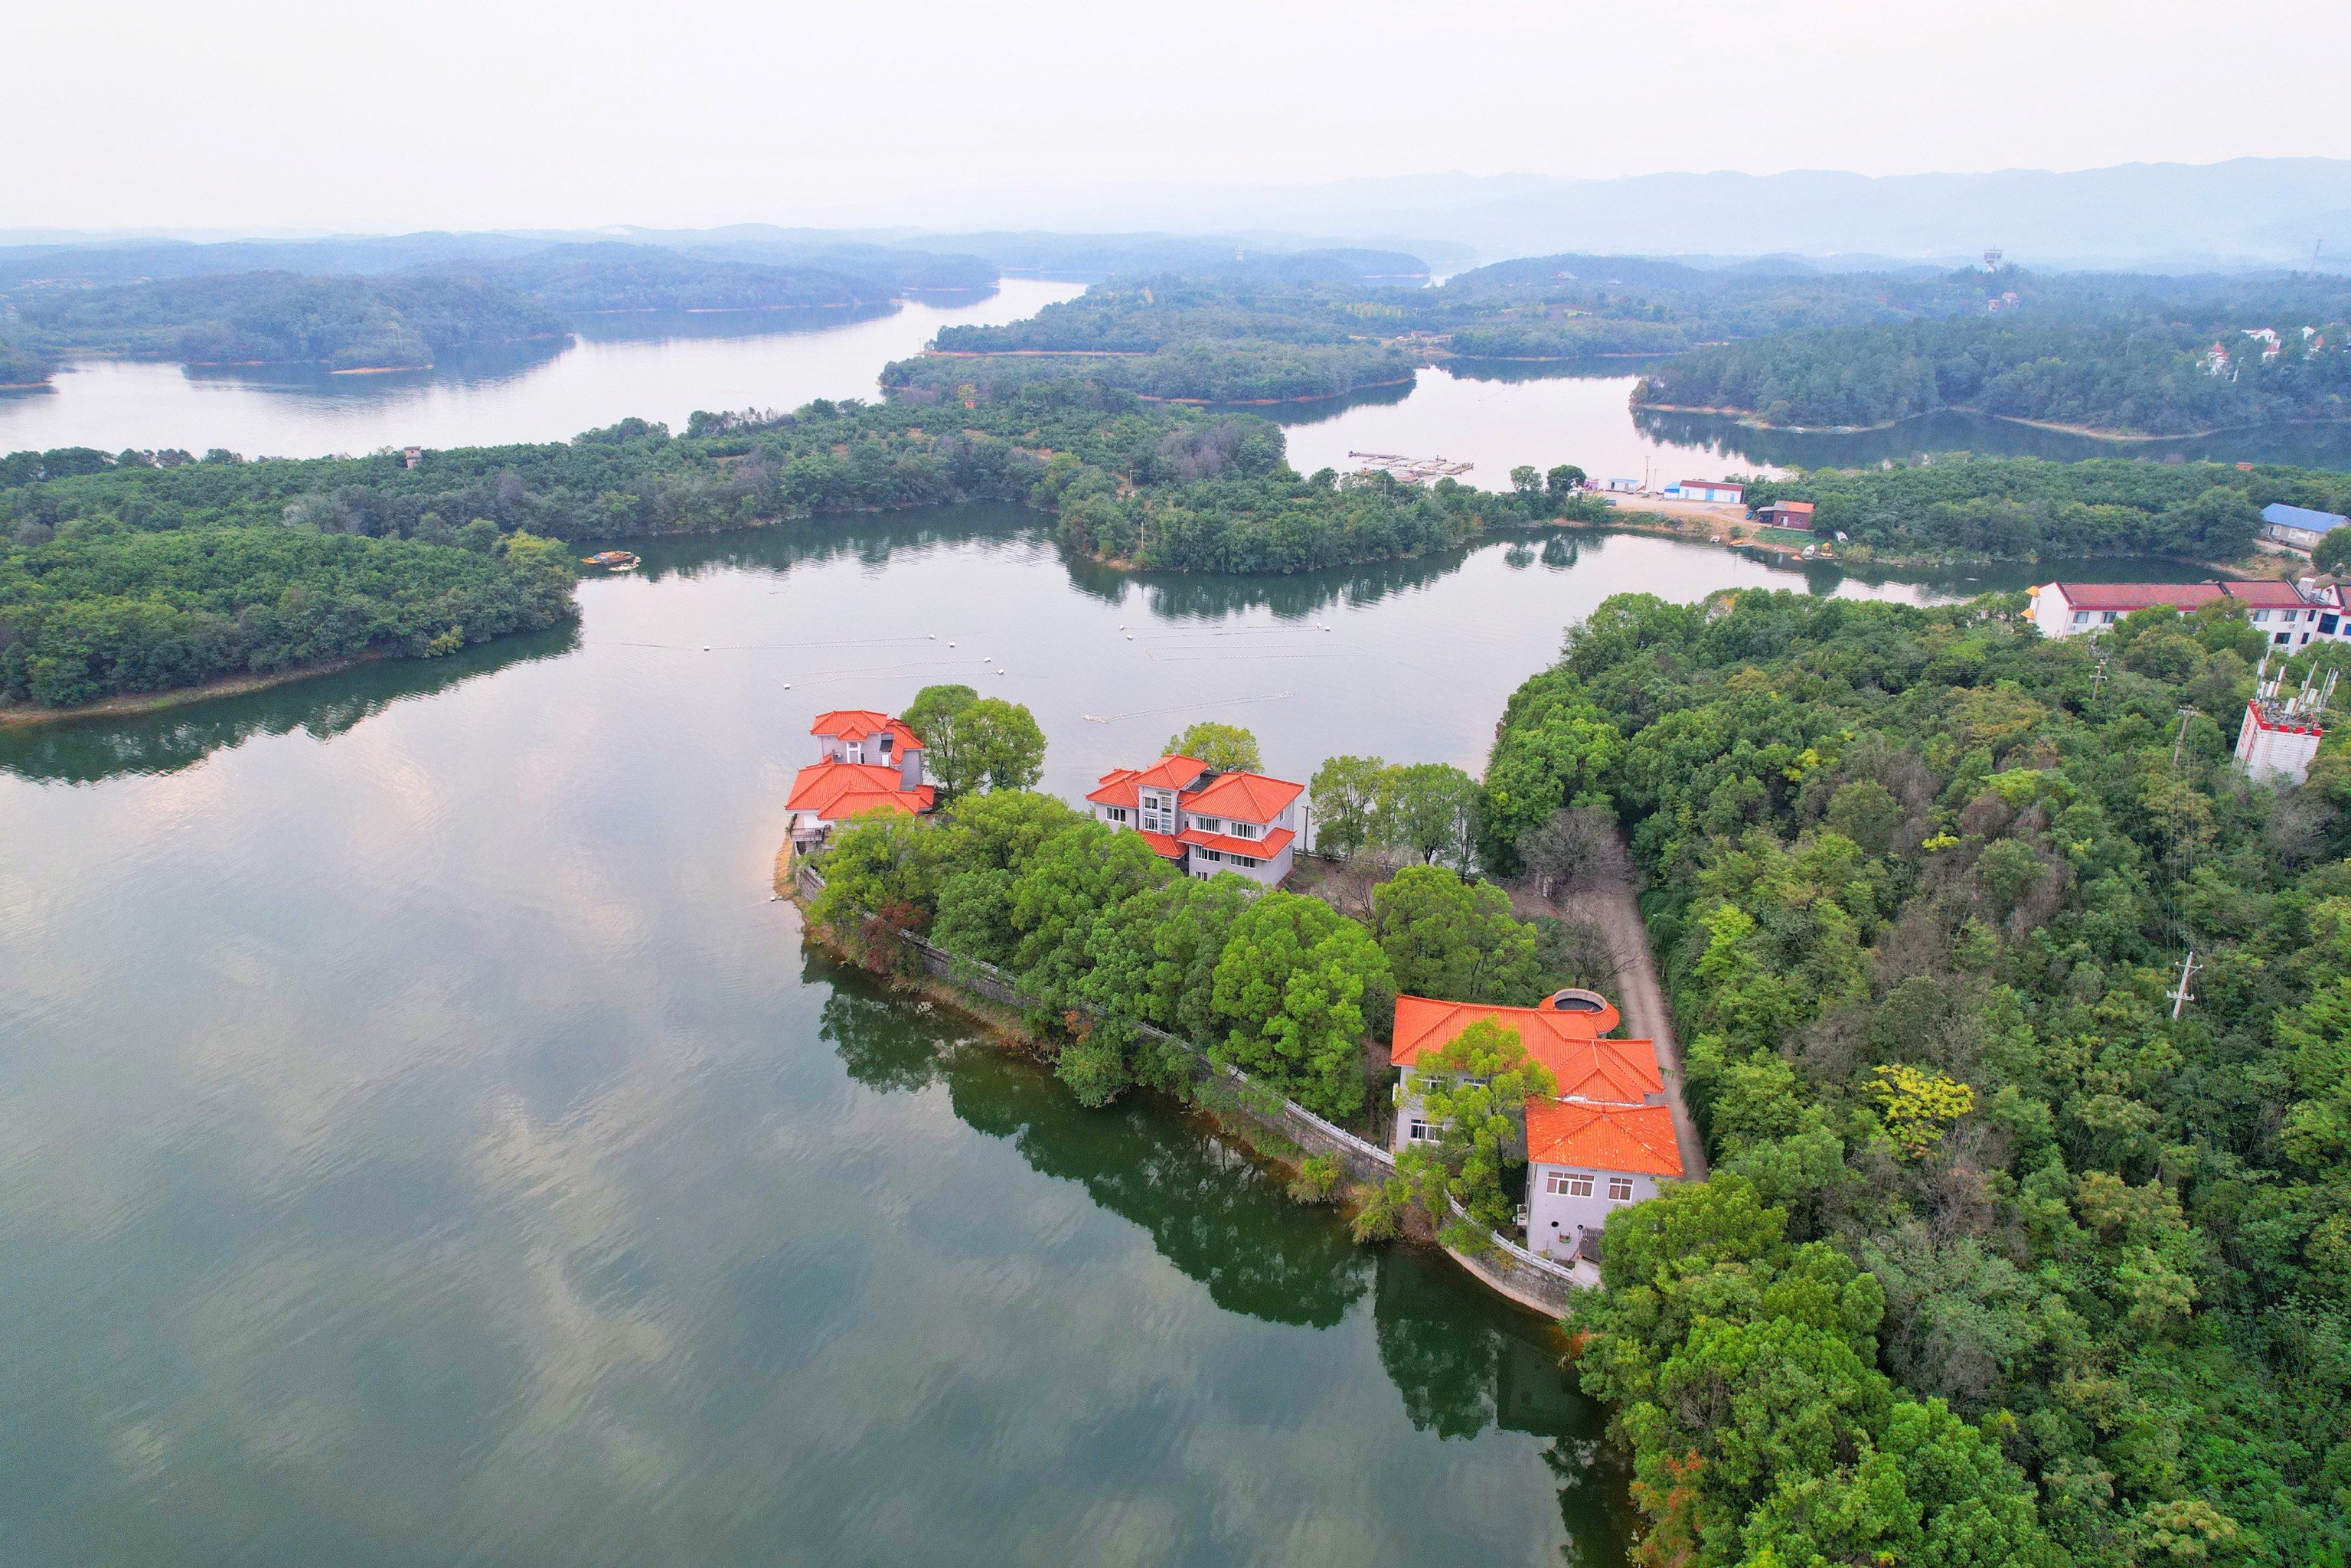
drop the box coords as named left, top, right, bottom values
left=1370, top=1244, right=1604, bottom=1442
left=811, top=953, right=1369, bottom=1327
left=181, top=337, right=574, bottom=397
left=0, top=623, right=580, bottom=785
left=626, top=503, right=1053, bottom=583
left=1130, top=547, right=1484, bottom=622
left=570, top=302, right=900, bottom=346
left=1370, top=1248, right=1631, bottom=1558
left=1252, top=374, right=1421, bottom=432
left=811, top=952, right=1634, bottom=1540
left=632, top=501, right=1513, bottom=622
left=1443, top=357, right=1674, bottom=387
left=1633, top=404, right=2351, bottom=473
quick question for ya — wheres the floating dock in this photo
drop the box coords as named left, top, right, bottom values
left=1348, top=451, right=1474, bottom=484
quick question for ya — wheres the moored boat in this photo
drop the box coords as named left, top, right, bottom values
left=580, top=550, right=642, bottom=571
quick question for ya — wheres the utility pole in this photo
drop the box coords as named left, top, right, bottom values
left=2168, top=948, right=2201, bottom=1021
left=2088, top=657, right=2108, bottom=704
left=2173, top=705, right=2199, bottom=767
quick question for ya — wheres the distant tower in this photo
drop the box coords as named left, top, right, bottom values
left=2235, top=657, right=2336, bottom=785
left=1983, top=247, right=2003, bottom=273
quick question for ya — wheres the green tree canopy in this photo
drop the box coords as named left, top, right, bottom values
left=1165, top=719, right=1262, bottom=773
left=1373, top=761, right=1484, bottom=870
left=1209, top=890, right=1393, bottom=1120
left=1309, top=753, right=1386, bottom=858
left=1370, top=864, right=1546, bottom=1004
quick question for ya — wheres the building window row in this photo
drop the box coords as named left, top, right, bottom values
left=1542, top=1170, right=1636, bottom=1202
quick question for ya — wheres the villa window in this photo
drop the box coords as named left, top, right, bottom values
left=877, top=733, right=892, bottom=756
left=1566, top=1173, right=1594, bottom=1197
left=1197, top=848, right=1223, bottom=864
left=1543, top=1171, right=1570, bottom=1195
left=2071, top=611, right=2089, bottom=625
left=1229, top=821, right=1258, bottom=839
left=2101, top=611, right=2119, bottom=623
left=1193, top=815, right=1222, bottom=835
left=845, top=743, right=864, bottom=764
left=1232, top=855, right=1258, bottom=868
left=1407, top=1119, right=1433, bottom=1142
left=2252, top=609, right=2271, bottom=622
left=1106, top=807, right=1128, bottom=824
left=1608, top=1177, right=1635, bottom=1201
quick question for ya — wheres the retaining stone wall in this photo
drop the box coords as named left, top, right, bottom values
left=794, top=860, right=1587, bottom=1312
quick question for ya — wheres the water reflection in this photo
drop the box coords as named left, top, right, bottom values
left=3, top=504, right=2207, bottom=789
left=0, top=279, right=1084, bottom=458
left=568, top=302, right=901, bottom=345
left=0, top=624, right=580, bottom=785
left=808, top=948, right=1631, bottom=1543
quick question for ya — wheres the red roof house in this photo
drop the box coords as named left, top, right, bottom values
left=1525, top=1100, right=1685, bottom=1178
left=1087, top=753, right=1305, bottom=887
left=787, top=709, right=934, bottom=848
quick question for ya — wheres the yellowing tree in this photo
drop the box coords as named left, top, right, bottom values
left=1869, top=1063, right=1974, bottom=1158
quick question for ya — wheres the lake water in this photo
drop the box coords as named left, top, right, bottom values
left=0, top=508, right=2098, bottom=1566
left=1277, top=364, right=1761, bottom=489
left=0, top=281, right=1086, bottom=459
left=14, top=285, right=2350, bottom=479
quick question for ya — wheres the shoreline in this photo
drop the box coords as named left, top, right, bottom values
left=1630, top=400, right=2351, bottom=446
left=785, top=881, right=1579, bottom=1324
left=0, top=656, right=379, bottom=728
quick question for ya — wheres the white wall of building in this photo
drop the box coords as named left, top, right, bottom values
left=1528, top=1162, right=1662, bottom=1262
left=2237, top=705, right=2326, bottom=785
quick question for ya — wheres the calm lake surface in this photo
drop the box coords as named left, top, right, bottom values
left=0, top=509, right=2121, bottom=1566
left=0, top=281, right=1086, bottom=459
left=18, top=289, right=2345, bottom=477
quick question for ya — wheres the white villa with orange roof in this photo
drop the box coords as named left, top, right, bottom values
left=1389, top=988, right=1683, bottom=1266
left=784, top=710, right=936, bottom=851
left=1086, top=754, right=1304, bottom=887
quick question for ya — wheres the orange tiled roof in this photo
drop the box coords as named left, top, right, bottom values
left=811, top=710, right=923, bottom=751
left=1524, top=1099, right=1683, bottom=1178
left=786, top=760, right=934, bottom=820
left=1135, top=830, right=1184, bottom=861
left=1182, top=769, right=1304, bottom=822
left=1086, top=754, right=1206, bottom=808
left=1552, top=1037, right=1664, bottom=1105
left=1391, top=993, right=1623, bottom=1074
left=1177, top=826, right=1295, bottom=860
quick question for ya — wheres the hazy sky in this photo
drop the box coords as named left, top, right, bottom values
left=10, top=0, right=2350, bottom=234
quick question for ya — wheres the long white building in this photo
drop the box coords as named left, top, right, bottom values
left=2030, top=580, right=2346, bottom=648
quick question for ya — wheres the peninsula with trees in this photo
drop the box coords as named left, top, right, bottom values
left=17, top=371, right=2351, bottom=712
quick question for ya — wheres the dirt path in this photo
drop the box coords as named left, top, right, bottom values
left=1511, top=863, right=1710, bottom=1185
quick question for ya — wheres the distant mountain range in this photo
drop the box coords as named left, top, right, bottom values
left=13, top=159, right=2351, bottom=281
left=894, top=159, right=2351, bottom=273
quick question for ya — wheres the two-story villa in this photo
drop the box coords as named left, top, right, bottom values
left=784, top=708, right=936, bottom=851
left=1388, top=988, right=1683, bottom=1266
left=1086, top=753, right=1304, bottom=887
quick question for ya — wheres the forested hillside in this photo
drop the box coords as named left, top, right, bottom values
left=883, top=260, right=1996, bottom=403
left=1484, top=590, right=2351, bottom=1568
left=11, top=273, right=567, bottom=371
left=0, top=387, right=1604, bottom=706
left=0, top=240, right=998, bottom=379
left=1740, top=454, right=2351, bottom=560
left=0, top=525, right=576, bottom=709
left=1640, top=315, right=2351, bottom=434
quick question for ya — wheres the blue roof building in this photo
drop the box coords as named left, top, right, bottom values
left=2261, top=502, right=2351, bottom=549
